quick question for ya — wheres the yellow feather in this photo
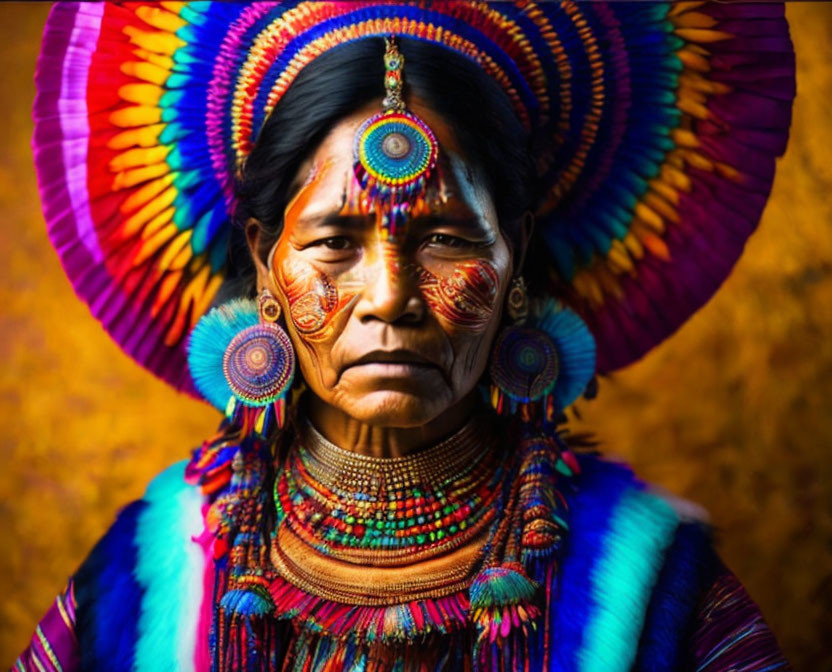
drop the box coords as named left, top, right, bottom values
left=660, top=163, right=693, bottom=192
left=634, top=203, right=665, bottom=233
left=189, top=267, right=224, bottom=329
left=110, top=106, right=162, bottom=128
left=160, top=2, right=188, bottom=13
left=677, top=94, right=710, bottom=120
left=681, top=148, right=715, bottom=172
left=634, top=225, right=672, bottom=262
left=676, top=48, right=710, bottom=73
left=141, top=207, right=176, bottom=240
left=157, top=230, right=193, bottom=272
left=679, top=73, right=732, bottom=96
left=596, top=265, right=625, bottom=300
left=672, top=129, right=701, bottom=149
left=118, top=83, right=164, bottom=106
left=165, top=264, right=211, bottom=347
left=136, top=6, right=187, bottom=33
left=134, top=222, right=178, bottom=266
left=121, top=61, right=170, bottom=86
left=124, top=25, right=186, bottom=55
left=607, top=239, right=635, bottom=274
left=643, top=190, right=680, bottom=224
left=152, top=270, right=184, bottom=319
left=668, top=2, right=706, bottom=17
left=647, top=178, right=679, bottom=206
left=573, top=270, right=605, bottom=307
left=131, top=48, right=175, bottom=71
left=112, top=163, right=169, bottom=191
left=674, top=28, right=733, bottom=43
left=107, top=124, right=165, bottom=150
left=123, top=186, right=177, bottom=234
left=109, top=146, right=170, bottom=172
left=119, top=174, right=176, bottom=215
left=715, top=161, right=743, bottom=183
left=622, top=232, right=644, bottom=260
left=671, top=11, right=716, bottom=28
left=167, top=239, right=194, bottom=272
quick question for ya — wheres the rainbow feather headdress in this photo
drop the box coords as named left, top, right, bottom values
left=32, top=1, right=795, bottom=399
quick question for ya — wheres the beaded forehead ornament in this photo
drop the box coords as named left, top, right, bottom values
left=353, top=37, right=439, bottom=239
left=33, top=2, right=795, bottom=403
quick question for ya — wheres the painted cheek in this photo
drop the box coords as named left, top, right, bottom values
left=274, top=162, right=360, bottom=343
left=276, top=256, right=361, bottom=343
left=417, top=259, right=500, bottom=331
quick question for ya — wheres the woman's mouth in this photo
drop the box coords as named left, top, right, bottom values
left=342, top=350, right=442, bottom=379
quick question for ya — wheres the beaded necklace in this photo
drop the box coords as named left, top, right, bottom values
left=270, top=416, right=510, bottom=627
left=276, top=418, right=506, bottom=565
left=191, top=406, right=579, bottom=670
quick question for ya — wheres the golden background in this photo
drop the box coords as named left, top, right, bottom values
left=1, top=2, right=830, bottom=668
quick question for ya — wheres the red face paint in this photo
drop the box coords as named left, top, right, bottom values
left=417, top=259, right=500, bottom=332
left=273, top=162, right=360, bottom=343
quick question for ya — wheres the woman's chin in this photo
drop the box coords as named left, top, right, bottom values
left=337, top=388, right=454, bottom=427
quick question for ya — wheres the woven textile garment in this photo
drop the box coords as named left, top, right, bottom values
left=18, top=1, right=796, bottom=670
left=14, top=435, right=789, bottom=671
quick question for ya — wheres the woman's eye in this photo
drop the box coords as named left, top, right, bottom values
left=313, top=236, right=353, bottom=251
left=424, top=233, right=475, bottom=249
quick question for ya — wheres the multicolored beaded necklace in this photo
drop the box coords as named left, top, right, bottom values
left=269, top=415, right=510, bottom=640
left=191, top=402, right=580, bottom=671
left=276, top=419, right=505, bottom=563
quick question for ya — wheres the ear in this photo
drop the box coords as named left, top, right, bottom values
left=244, top=218, right=275, bottom=293
left=512, top=211, right=535, bottom=276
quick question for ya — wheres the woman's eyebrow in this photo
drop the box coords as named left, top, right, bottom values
left=294, top=212, right=374, bottom=229
left=410, top=214, right=494, bottom=234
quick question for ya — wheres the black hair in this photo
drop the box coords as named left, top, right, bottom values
left=230, top=37, right=536, bottom=292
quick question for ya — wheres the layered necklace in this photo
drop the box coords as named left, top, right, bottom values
left=194, top=406, right=578, bottom=671
left=270, top=415, right=509, bottom=641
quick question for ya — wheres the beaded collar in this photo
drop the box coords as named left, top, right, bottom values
left=272, top=415, right=509, bottom=608
left=189, top=407, right=578, bottom=664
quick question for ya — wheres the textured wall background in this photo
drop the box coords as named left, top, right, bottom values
left=0, top=2, right=830, bottom=668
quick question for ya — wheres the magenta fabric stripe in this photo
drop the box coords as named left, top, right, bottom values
left=691, top=570, right=789, bottom=672
left=194, top=505, right=216, bottom=672
left=15, top=584, right=80, bottom=672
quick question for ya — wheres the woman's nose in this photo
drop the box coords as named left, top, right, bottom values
left=353, top=244, right=425, bottom=325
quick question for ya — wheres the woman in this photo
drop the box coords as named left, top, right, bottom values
left=16, top=2, right=795, bottom=670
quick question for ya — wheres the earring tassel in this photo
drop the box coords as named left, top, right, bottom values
left=273, top=397, right=286, bottom=429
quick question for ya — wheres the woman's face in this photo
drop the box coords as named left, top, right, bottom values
left=257, top=100, right=514, bottom=427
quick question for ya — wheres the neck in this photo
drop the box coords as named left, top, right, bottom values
left=305, top=391, right=480, bottom=458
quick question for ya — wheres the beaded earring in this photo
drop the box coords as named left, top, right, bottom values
left=187, top=289, right=296, bottom=436
left=489, top=277, right=595, bottom=426
left=469, top=278, right=596, bottom=665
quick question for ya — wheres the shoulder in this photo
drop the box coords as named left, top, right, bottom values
left=550, top=453, right=717, bottom=672
left=73, top=461, right=211, bottom=672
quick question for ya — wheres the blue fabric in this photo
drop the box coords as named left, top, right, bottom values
left=68, top=452, right=716, bottom=671
left=74, top=500, right=146, bottom=672
left=635, top=521, right=716, bottom=672
left=548, top=454, right=715, bottom=672
left=549, top=455, right=638, bottom=671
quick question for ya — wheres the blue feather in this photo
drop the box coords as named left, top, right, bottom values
left=187, top=298, right=258, bottom=410
left=535, top=298, right=596, bottom=410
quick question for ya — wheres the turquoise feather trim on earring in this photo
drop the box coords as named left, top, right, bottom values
left=187, top=289, right=296, bottom=436
left=489, top=279, right=596, bottom=425
left=468, top=279, right=596, bottom=664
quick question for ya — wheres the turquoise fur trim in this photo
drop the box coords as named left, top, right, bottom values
left=187, top=299, right=259, bottom=411
left=578, top=488, right=679, bottom=672
left=134, top=461, right=206, bottom=672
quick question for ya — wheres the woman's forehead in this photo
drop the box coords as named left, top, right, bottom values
left=285, top=105, right=492, bottom=228
left=287, top=159, right=494, bottom=232
left=292, top=98, right=465, bottom=187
